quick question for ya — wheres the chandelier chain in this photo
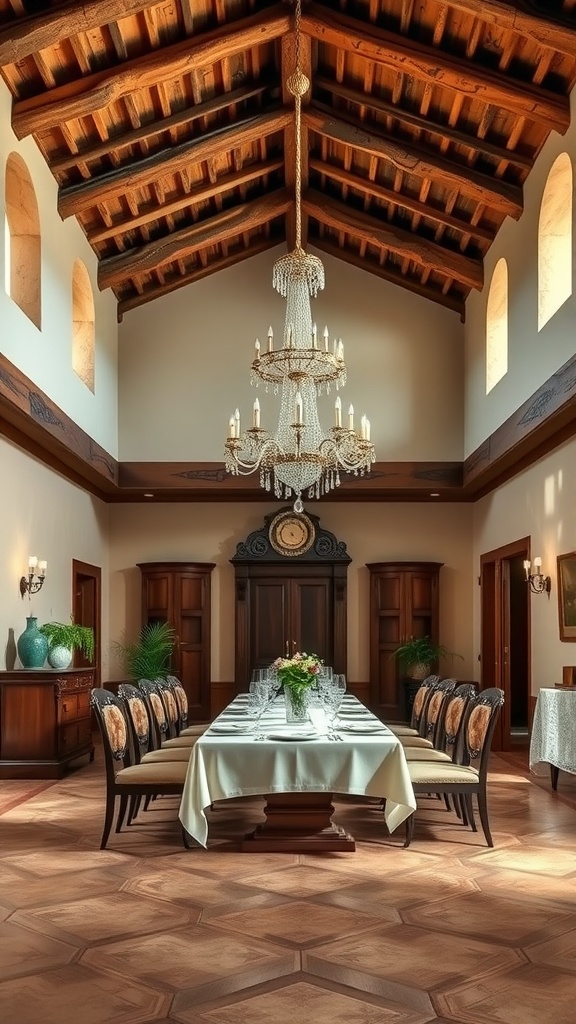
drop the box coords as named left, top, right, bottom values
left=293, top=0, right=303, bottom=251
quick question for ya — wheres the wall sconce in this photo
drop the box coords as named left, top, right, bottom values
left=524, top=557, right=551, bottom=595
left=20, top=556, right=47, bottom=598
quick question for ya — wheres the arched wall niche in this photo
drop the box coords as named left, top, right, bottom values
left=4, top=151, right=41, bottom=328
left=72, top=258, right=95, bottom=392
left=486, top=257, right=508, bottom=395
left=538, top=152, right=572, bottom=332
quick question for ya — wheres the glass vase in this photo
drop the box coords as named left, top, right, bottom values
left=283, top=685, right=310, bottom=724
left=17, top=616, right=48, bottom=669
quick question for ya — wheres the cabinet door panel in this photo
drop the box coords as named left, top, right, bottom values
left=143, top=574, right=171, bottom=616
left=251, top=581, right=289, bottom=668
left=409, top=574, right=434, bottom=613
left=180, top=649, right=203, bottom=707
left=376, top=575, right=402, bottom=612
left=290, top=579, right=331, bottom=664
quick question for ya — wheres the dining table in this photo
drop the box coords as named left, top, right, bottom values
left=529, top=686, right=576, bottom=789
left=178, top=693, right=416, bottom=852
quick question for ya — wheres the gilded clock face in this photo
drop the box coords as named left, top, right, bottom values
left=269, top=512, right=315, bottom=557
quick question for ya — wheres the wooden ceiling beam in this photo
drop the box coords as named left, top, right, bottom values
left=11, top=4, right=289, bottom=139
left=312, top=237, right=466, bottom=319
left=0, top=0, right=157, bottom=66
left=309, top=158, right=494, bottom=244
left=98, top=188, right=291, bottom=289
left=302, top=4, right=570, bottom=133
left=117, top=237, right=276, bottom=317
left=303, top=189, right=483, bottom=290
left=315, top=76, right=533, bottom=173
left=305, top=107, right=523, bottom=220
left=58, top=108, right=291, bottom=219
left=51, top=82, right=269, bottom=175
left=88, top=159, right=284, bottom=245
left=442, top=1, right=576, bottom=58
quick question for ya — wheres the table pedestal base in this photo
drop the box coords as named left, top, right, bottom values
left=241, top=791, right=356, bottom=852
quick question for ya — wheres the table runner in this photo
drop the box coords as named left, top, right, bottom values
left=179, top=696, right=416, bottom=847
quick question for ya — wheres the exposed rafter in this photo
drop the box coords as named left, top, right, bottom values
left=441, top=0, right=576, bottom=57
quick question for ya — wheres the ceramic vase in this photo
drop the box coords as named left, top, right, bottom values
left=47, top=645, right=73, bottom=670
left=17, top=616, right=48, bottom=669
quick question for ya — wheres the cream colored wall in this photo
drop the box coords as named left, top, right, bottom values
left=0, top=80, right=119, bottom=457
left=118, top=245, right=464, bottom=462
left=473, top=435, right=576, bottom=693
left=108, top=500, right=474, bottom=683
left=465, top=89, right=576, bottom=456
left=0, top=436, right=110, bottom=673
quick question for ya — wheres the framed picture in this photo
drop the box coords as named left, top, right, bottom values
left=557, top=552, right=576, bottom=640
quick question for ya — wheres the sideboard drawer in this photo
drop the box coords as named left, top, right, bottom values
left=60, top=695, right=79, bottom=721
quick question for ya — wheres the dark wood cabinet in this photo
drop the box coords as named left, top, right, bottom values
left=367, top=561, right=442, bottom=721
left=138, top=561, right=215, bottom=721
left=232, top=511, right=350, bottom=691
left=0, top=668, right=95, bottom=778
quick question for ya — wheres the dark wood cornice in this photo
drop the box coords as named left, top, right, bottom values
left=305, top=107, right=524, bottom=220
left=302, top=4, right=571, bottom=133
left=303, top=189, right=484, bottom=291
left=58, top=109, right=291, bottom=220
left=98, top=188, right=291, bottom=290
left=10, top=5, right=290, bottom=139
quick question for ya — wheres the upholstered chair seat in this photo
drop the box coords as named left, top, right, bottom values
left=141, top=746, right=194, bottom=763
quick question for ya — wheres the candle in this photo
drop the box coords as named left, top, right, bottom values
left=254, top=339, right=260, bottom=361
left=253, top=398, right=260, bottom=428
left=295, top=391, right=303, bottom=424
left=268, top=326, right=273, bottom=352
left=312, top=323, right=317, bottom=348
left=323, top=325, right=329, bottom=350
left=533, top=556, right=542, bottom=569
left=365, top=418, right=371, bottom=441
left=348, top=404, right=354, bottom=430
left=335, top=396, right=342, bottom=428
left=228, top=416, right=236, bottom=439
left=287, top=324, right=293, bottom=347
left=38, top=560, right=47, bottom=576
left=28, top=556, right=37, bottom=570
left=234, top=408, right=240, bottom=437
left=337, top=339, right=344, bottom=360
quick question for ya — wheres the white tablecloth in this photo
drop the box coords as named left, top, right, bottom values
left=179, top=696, right=416, bottom=847
left=529, top=687, right=576, bottom=776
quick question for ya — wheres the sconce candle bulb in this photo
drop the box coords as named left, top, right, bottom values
left=524, top=556, right=551, bottom=595
left=20, top=556, right=47, bottom=599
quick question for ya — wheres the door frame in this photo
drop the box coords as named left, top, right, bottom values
left=480, top=537, right=531, bottom=751
left=72, top=559, right=101, bottom=687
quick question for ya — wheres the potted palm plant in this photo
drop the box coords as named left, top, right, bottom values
left=40, top=620, right=94, bottom=670
left=113, top=620, right=176, bottom=681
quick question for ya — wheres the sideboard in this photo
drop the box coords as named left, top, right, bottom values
left=0, top=668, right=95, bottom=778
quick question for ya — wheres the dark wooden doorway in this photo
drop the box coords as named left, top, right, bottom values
left=480, top=538, right=531, bottom=751
left=72, top=559, right=101, bottom=686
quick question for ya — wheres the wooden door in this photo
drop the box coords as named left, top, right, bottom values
left=289, top=577, right=332, bottom=664
left=250, top=579, right=290, bottom=669
left=175, top=571, right=211, bottom=721
left=248, top=577, right=332, bottom=674
left=72, top=559, right=100, bottom=686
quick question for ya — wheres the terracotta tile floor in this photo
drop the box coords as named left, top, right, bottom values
left=1, top=749, right=576, bottom=1023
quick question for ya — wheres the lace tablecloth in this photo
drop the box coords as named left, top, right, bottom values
left=529, top=687, right=576, bottom=776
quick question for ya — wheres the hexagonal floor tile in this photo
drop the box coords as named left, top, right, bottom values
left=1, top=849, right=129, bottom=877
left=436, top=962, right=576, bottom=1024
left=469, top=846, right=576, bottom=877
left=203, top=899, right=383, bottom=948
left=235, top=865, right=356, bottom=898
left=0, top=920, right=77, bottom=980
left=402, top=890, right=575, bottom=945
left=527, top=925, right=576, bottom=972
left=122, top=867, right=266, bottom=908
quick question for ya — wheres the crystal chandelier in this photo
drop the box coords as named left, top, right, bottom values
left=224, top=0, right=375, bottom=513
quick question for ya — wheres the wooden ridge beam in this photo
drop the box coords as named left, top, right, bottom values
left=58, top=108, right=291, bottom=219
left=309, top=158, right=494, bottom=244
left=312, top=237, right=466, bottom=319
left=314, top=76, right=533, bottom=173
left=88, top=159, right=284, bottom=245
left=442, top=1, right=576, bottom=58
left=304, top=189, right=483, bottom=290
left=98, top=188, right=291, bottom=289
left=0, top=0, right=156, bottom=66
left=302, top=3, right=570, bottom=133
left=51, top=82, right=269, bottom=175
left=305, top=106, right=523, bottom=220
left=117, top=237, right=277, bottom=317
left=11, top=4, right=289, bottom=139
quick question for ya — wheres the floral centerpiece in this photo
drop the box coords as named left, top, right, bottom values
left=273, top=651, right=322, bottom=721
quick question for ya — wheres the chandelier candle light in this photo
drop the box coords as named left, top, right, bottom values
left=224, top=0, right=375, bottom=513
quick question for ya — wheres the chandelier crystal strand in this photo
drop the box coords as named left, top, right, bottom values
left=224, top=0, right=375, bottom=512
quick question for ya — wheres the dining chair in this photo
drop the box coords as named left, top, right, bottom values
left=138, top=679, right=197, bottom=749
left=90, top=688, right=189, bottom=849
left=119, top=683, right=194, bottom=764
left=400, top=680, right=458, bottom=758
left=166, top=675, right=211, bottom=737
left=404, top=687, right=505, bottom=848
left=388, top=675, right=441, bottom=737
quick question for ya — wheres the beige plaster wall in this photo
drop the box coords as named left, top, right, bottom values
left=465, top=88, right=576, bottom=456
left=0, top=79, right=119, bottom=457
left=0, top=436, right=110, bottom=673
left=473, top=435, right=576, bottom=693
left=108, top=500, right=474, bottom=684
left=118, top=245, right=464, bottom=462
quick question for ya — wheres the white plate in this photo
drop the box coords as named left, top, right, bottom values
left=338, top=723, right=387, bottom=734
left=266, top=731, right=317, bottom=741
left=209, top=724, right=248, bottom=734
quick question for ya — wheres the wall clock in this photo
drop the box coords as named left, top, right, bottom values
left=269, top=510, right=316, bottom=557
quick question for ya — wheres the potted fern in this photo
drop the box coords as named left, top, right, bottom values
left=114, top=621, right=176, bottom=681
left=40, top=620, right=95, bottom=670
left=393, top=636, right=461, bottom=679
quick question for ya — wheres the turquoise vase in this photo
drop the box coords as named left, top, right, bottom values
left=17, top=616, right=48, bottom=669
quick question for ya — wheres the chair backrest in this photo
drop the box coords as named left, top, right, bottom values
left=422, top=678, right=456, bottom=745
left=410, top=675, right=441, bottom=732
left=437, top=683, right=477, bottom=757
left=460, top=687, right=504, bottom=775
left=167, top=675, right=188, bottom=727
left=138, top=679, right=169, bottom=747
left=118, top=682, right=153, bottom=762
left=154, top=678, right=181, bottom=736
left=91, top=688, right=132, bottom=779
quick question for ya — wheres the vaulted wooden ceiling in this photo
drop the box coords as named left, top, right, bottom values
left=1, top=1, right=576, bottom=320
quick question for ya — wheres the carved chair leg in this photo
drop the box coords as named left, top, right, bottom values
left=477, top=789, right=493, bottom=847
left=100, top=793, right=116, bottom=850
left=115, top=794, right=129, bottom=833
left=464, top=793, right=477, bottom=832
